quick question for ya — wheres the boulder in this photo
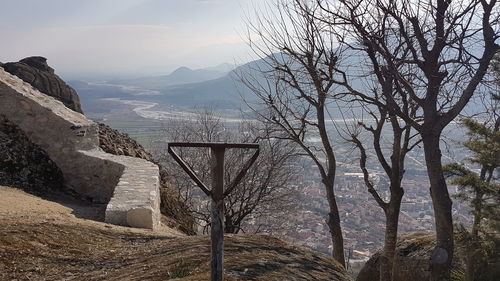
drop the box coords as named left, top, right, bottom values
left=356, top=232, right=500, bottom=281
left=2, top=56, right=83, bottom=113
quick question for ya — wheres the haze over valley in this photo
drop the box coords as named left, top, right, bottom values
left=2, top=1, right=498, bottom=280
left=66, top=58, right=476, bottom=260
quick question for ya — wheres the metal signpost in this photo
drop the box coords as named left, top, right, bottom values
left=168, top=142, right=260, bottom=281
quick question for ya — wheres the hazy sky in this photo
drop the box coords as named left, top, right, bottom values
left=0, top=0, right=260, bottom=79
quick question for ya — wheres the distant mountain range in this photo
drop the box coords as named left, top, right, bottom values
left=109, top=63, right=235, bottom=90
left=69, top=53, right=371, bottom=117
left=144, top=58, right=275, bottom=110
left=70, top=53, right=485, bottom=119
left=70, top=59, right=273, bottom=112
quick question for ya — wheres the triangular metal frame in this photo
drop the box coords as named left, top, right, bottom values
left=167, top=142, right=260, bottom=281
left=167, top=142, right=260, bottom=198
left=167, top=145, right=212, bottom=196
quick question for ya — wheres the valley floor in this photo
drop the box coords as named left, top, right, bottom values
left=0, top=186, right=350, bottom=281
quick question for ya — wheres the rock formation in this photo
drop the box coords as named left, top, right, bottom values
left=98, top=123, right=154, bottom=160
left=2, top=57, right=83, bottom=113
left=356, top=232, right=499, bottom=281
left=0, top=115, right=64, bottom=194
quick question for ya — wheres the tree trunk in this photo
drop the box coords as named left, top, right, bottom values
left=324, top=179, right=346, bottom=268
left=422, top=133, right=454, bottom=281
left=380, top=189, right=403, bottom=281
left=465, top=245, right=478, bottom=281
left=465, top=189, right=484, bottom=281
left=471, top=190, right=484, bottom=238
left=316, top=103, right=345, bottom=267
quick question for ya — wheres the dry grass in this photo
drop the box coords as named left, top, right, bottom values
left=0, top=186, right=351, bottom=281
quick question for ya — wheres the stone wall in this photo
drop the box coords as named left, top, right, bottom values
left=0, top=67, right=160, bottom=230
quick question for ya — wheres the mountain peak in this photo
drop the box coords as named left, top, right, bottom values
left=171, top=66, right=193, bottom=74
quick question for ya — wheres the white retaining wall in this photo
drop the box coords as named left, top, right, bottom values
left=0, top=67, right=160, bottom=230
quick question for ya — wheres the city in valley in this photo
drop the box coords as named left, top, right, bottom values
left=83, top=93, right=473, bottom=264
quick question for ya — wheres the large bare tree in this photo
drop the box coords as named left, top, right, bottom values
left=318, top=0, right=499, bottom=279
left=241, top=0, right=351, bottom=266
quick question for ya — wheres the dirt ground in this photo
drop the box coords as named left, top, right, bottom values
left=0, top=186, right=350, bottom=281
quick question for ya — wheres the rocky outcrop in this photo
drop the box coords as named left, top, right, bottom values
left=356, top=232, right=499, bottom=281
left=0, top=115, right=64, bottom=194
left=2, top=57, right=83, bottom=113
left=356, top=233, right=437, bottom=281
left=0, top=67, right=160, bottom=230
left=0, top=197, right=353, bottom=281
left=98, top=122, right=153, bottom=160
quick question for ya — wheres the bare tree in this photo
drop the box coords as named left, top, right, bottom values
left=318, top=0, right=500, bottom=279
left=346, top=101, right=420, bottom=281
left=152, top=111, right=301, bottom=235
left=223, top=133, right=301, bottom=234
left=329, top=19, right=422, bottom=280
left=241, top=0, right=352, bottom=266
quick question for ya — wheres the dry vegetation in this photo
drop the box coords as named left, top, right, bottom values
left=0, top=186, right=350, bottom=281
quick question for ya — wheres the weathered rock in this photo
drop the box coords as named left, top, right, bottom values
left=0, top=115, right=64, bottom=194
left=98, top=122, right=153, bottom=160
left=19, top=56, right=55, bottom=73
left=2, top=56, right=83, bottom=113
left=356, top=232, right=500, bottom=281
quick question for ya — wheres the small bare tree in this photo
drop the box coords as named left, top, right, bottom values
left=346, top=100, right=420, bottom=281
left=152, top=111, right=301, bottom=235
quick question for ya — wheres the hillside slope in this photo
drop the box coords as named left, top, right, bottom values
left=0, top=186, right=351, bottom=281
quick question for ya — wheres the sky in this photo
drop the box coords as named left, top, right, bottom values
left=0, top=0, right=261, bottom=79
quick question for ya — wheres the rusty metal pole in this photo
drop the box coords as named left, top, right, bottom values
left=210, top=147, right=225, bottom=281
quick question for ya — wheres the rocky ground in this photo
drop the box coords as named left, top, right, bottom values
left=97, top=122, right=154, bottom=161
left=356, top=232, right=500, bottom=281
left=0, top=185, right=351, bottom=281
left=0, top=115, right=64, bottom=195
